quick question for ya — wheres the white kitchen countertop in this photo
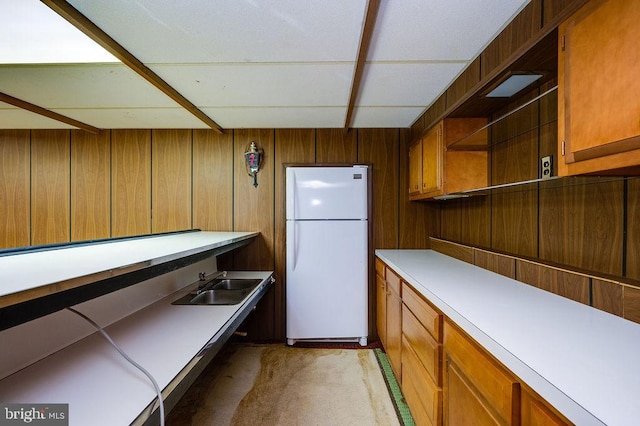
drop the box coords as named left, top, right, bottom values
left=376, top=249, right=640, bottom=426
left=0, top=270, right=273, bottom=426
left=0, top=231, right=258, bottom=304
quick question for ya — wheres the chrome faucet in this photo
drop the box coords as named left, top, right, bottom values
left=196, top=270, right=227, bottom=294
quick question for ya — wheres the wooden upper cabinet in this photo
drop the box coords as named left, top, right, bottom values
left=558, top=0, right=640, bottom=175
left=409, top=139, right=423, bottom=195
left=410, top=118, right=488, bottom=200
left=422, top=123, right=443, bottom=196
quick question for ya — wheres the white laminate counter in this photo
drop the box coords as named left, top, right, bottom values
left=376, top=249, right=640, bottom=426
left=0, top=231, right=258, bottom=304
left=0, top=271, right=273, bottom=426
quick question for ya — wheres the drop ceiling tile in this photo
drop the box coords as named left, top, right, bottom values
left=0, top=0, right=118, bottom=64
left=50, top=108, right=206, bottom=129
left=151, top=63, right=354, bottom=107
left=201, top=107, right=346, bottom=128
left=68, top=0, right=368, bottom=63
left=0, top=64, right=181, bottom=108
left=351, top=107, right=425, bottom=128
left=356, top=62, right=467, bottom=107
left=0, top=103, right=75, bottom=129
left=368, top=0, right=530, bottom=61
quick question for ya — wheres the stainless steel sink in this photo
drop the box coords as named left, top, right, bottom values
left=210, top=278, right=262, bottom=290
left=188, top=289, right=249, bottom=305
left=172, top=277, right=263, bottom=305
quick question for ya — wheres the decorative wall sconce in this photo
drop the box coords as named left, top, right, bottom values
left=244, top=141, right=263, bottom=187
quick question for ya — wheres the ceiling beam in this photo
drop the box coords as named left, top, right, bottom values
left=0, top=92, right=100, bottom=133
left=344, top=0, right=380, bottom=129
left=42, top=0, right=224, bottom=134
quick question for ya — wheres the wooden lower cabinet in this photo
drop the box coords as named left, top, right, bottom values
left=375, top=257, right=570, bottom=426
left=402, top=335, right=442, bottom=426
left=401, top=283, right=443, bottom=426
left=386, top=277, right=402, bottom=379
left=444, top=320, right=520, bottom=425
left=377, top=259, right=402, bottom=379
left=376, top=260, right=387, bottom=347
left=521, top=388, right=571, bottom=426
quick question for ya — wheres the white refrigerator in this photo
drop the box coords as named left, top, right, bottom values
left=285, top=165, right=369, bottom=346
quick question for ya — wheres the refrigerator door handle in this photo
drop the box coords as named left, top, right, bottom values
left=287, top=221, right=299, bottom=272
left=292, top=221, right=299, bottom=271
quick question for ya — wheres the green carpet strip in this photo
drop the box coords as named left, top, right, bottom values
left=374, top=348, right=415, bottom=426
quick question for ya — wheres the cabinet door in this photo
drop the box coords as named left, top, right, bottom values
left=445, top=359, right=503, bottom=426
left=422, top=123, right=443, bottom=196
left=409, top=140, right=423, bottom=195
left=403, top=335, right=442, bottom=426
left=444, top=321, right=519, bottom=425
left=386, top=287, right=402, bottom=380
left=521, top=389, right=571, bottom=426
left=558, top=0, right=640, bottom=175
left=376, top=275, right=387, bottom=346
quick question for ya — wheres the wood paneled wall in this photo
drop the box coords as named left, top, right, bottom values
left=435, top=82, right=639, bottom=282
left=0, top=127, right=438, bottom=341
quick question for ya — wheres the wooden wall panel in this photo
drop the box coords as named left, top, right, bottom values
left=446, top=58, right=481, bottom=111
left=71, top=130, right=111, bottom=241
left=491, top=189, right=538, bottom=258
left=592, top=278, right=623, bottom=317
left=151, top=129, right=192, bottom=233
left=481, top=1, right=541, bottom=79
left=623, top=286, right=640, bottom=324
left=274, top=129, right=315, bottom=340
left=516, top=260, right=589, bottom=304
left=460, top=196, right=491, bottom=248
left=543, top=0, right=590, bottom=27
left=491, top=94, right=539, bottom=185
left=316, top=129, right=356, bottom=163
left=111, top=129, right=151, bottom=237
left=0, top=130, right=30, bottom=248
left=430, top=238, right=474, bottom=264
left=474, top=249, right=516, bottom=279
left=410, top=114, right=426, bottom=143
left=539, top=81, right=558, bottom=178
left=424, top=95, right=447, bottom=131
left=538, top=178, right=624, bottom=276
left=627, top=178, right=640, bottom=280
left=232, top=129, right=275, bottom=270
left=232, top=129, right=275, bottom=341
left=358, top=129, right=399, bottom=249
left=193, top=129, right=233, bottom=231
left=399, top=129, right=438, bottom=249
left=31, top=130, right=70, bottom=245
left=440, top=201, right=462, bottom=242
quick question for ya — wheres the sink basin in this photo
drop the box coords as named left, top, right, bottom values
left=172, top=277, right=264, bottom=305
left=189, top=289, right=249, bottom=305
left=211, top=278, right=262, bottom=290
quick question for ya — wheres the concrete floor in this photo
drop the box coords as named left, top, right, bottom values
left=166, top=343, right=401, bottom=426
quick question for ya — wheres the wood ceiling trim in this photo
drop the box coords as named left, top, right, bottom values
left=344, top=0, right=380, bottom=129
left=42, top=0, right=224, bottom=134
left=0, top=92, right=100, bottom=133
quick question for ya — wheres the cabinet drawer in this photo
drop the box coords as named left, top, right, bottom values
left=402, top=335, right=442, bottom=426
left=444, top=321, right=519, bottom=423
left=403, top=305, right=442, bottom=385
left=386, top=267, right=401, bottom=295
left=403, top=282, right=442, bottom=342
left=375, top=257, right=385, bottom=278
